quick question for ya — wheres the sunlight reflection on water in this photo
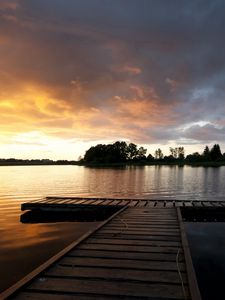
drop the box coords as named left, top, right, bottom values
left=0, top=165, right=225, bottom=292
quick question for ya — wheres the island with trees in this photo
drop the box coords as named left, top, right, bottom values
left=1, top=141, right=225, bottom=167
left=81, top=141, right=225, bottom=167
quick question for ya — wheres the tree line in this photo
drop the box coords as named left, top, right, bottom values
left=83, top=141, right=225, bottom=164
left=83, top=141, right=147, bottom=163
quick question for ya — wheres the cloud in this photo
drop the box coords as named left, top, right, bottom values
left=0, top=1, right=20, bottom=10
left=183, top=124, right=225, bottom=143
left=1, top=0, right=225, bottom=158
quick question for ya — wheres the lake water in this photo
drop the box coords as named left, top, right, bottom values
left=185, top=222, right=225, bottom=300
left=1, top=165, right=225, bottom=293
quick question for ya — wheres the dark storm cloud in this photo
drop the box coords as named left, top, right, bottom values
left=1, top=0, right=225, bottom=146
left=184, top=124, right=225, bottom=143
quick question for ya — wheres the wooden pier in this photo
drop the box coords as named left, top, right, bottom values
left=21, top=196, right=225, bottom=211
left=1, top=198, right=203, bottom=299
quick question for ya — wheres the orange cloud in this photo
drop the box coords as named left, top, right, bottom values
left=0, top=1, right=19, bottom=10
left=0, top=77, right=179, bottom=148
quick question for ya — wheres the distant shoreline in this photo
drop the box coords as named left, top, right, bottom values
left=1, top=161, right=225, bottom=167
left=0, top=160, right=81, bottom=166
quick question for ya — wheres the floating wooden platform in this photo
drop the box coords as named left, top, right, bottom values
left=21, top=196, right=225, bottom=211
left=1, top=201, right=201, bottom=300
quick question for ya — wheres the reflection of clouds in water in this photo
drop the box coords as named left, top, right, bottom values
left=0, top=195, right=95, bottom=292
left=1, top=165, right=225, bottom=201
left=186, top=222, right=225, bottom=300
left=0, top=220, right=93, bottom=250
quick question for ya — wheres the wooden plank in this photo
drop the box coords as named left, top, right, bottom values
left=27, top=277, right=188, bottom=299
left=77, top=243, right=181, bottom=254
left=131, top=205, right=177, bottom=211
left=46, top=264, right=187, bottom=284
left=117, top=216, right=178, bottom=221
left=116, top=219, right=178, bottom=223
left=83, top=238, right=182, bottom=247
left=176, top=201, right=184, bottom=207
left=94, top=234, right=181, bottom=242
left=103, top=218, right=179, bottom=225
left=69, top=248, right=184, bottom=261
left=113, top=216, right=178, bottom=220
left=98, top=199, right=115, bottom=205
left=97, top=237, right=182, bottom=246
left=108, top=221, right=180, bottom=227
left=128, top=200, right=139, bottom=207
left=106, top=223, right=180, bottom=229
left=117, top=200, right=130, bottom=206
left=192, top=201, right=203, bottom=207
left=118, top=215, right=178, bottom=219
left=121, top=213, right=177, bottom=217
left=63, top=199, right=87, bottom=204
left=124, top=213, right=178, bottom=217
left=97, top=224, right=179, bottom=230
left=110, top=221, right=179, bottom=226
left=14, top=292, right=120, bottom=300
left=213, top=201, right=223, bottom=207
left=147, top=201, right=158, bottom=207
left=90, top=199, right=105, bottom=205
left=183, top=201, right=193, bottom=207
left=165, top=201, right=175, bottom=207
left=95, top=231, right=181, bottom=240
left=112, top=218, right=177, bottom=227
left=124, top=215, right=178, bottom=218
left=113, top=220, right=179, bottom=224
left=201, top=201, right=213, bottom=207
left=94, top=233, right=181, bottom=243
left=113, top=212, right=174, bottom=217
left=136, top=200, right=147, bottom=207
left=81, top=199, right=98, bottom=204
left=52, top=199, right=75, bottom=204
left=128, top=207, right=175, bottom=210
left=154, top=201, right=165, bottom=208
left=106, top=200, right=121, bottom=206
left=102, top=226, right=180, bottom=233
left=143, top=201, right=155, bottom=207
left=177, top=207, right=202, bottom=300
left=104, top=228, right=180, bottom=234
left=97, top=229, right=180, bottom=236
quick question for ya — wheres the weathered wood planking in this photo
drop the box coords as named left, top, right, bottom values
left=5, top=207, right=199, bottom=300
left=21, top=196, right=225, bottom=212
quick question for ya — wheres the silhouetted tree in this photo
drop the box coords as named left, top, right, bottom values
left=127, top=143, right=138, bottom=160
left=136, top=146, right=147, bottom=160
left=147, top=154, right=155, bottom=162
left=155, top=148, right=163, bottom=159
left=178, top=147, right=185, bottom=160
left=84, top=144, right=108, bottom=163
left=186, top=152, right=201, bottom=162
left=170, top=147, right=185, bottom=160
left=210, top=144, right=222, bottom=161
left=111, top=141, right=128, bottom=162
left=203, top=146, right=210, bottom=160
left=170, top=147, right=177, bottom=158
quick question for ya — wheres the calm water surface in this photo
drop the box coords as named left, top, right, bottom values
left=185, top=222, right=225, bottom=300
left=1, top=165, right=225, bottom=292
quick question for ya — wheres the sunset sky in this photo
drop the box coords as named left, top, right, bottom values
left=0, top=0, right=225, bottom=160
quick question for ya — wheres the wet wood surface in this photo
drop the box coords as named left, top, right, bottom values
left=9, top=207, right=195, bottom=300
